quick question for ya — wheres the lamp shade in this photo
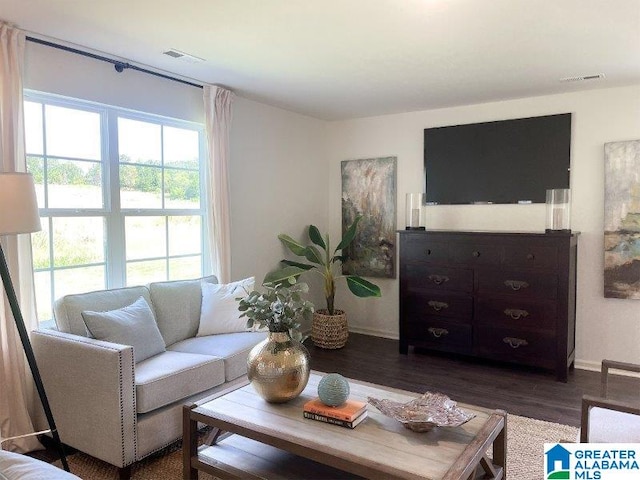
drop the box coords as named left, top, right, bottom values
left=0, top=173, right=42, bottom=235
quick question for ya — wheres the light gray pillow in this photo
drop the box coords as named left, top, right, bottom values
left=82, top=296, right=166, bottom=363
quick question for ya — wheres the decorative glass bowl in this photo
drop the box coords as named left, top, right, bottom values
left=367, top=392, right=475, bottom=432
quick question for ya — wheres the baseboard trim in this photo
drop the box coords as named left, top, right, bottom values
left=574, top=360, right=601, bottom=372
left=574, top=359, right=640, bottom=378
left=348, top=326, right=398, bottom=340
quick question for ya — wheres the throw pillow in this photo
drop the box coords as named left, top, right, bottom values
left=82, top=296, right=166, bottom=363
left=197, top=277, right=255, bottom=336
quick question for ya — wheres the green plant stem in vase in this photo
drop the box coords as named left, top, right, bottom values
left=237, top=278, right=313, bottom=342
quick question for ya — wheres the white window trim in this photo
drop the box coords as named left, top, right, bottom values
left=25, top=90, right=210, bottom=322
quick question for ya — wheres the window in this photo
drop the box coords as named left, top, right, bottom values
left=24, top=92, right=207, bottom=323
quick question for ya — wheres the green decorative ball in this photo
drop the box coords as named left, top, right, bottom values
left=318, top=373, right=350, bottom=407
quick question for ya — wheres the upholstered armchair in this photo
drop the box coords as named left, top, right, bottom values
left=580, top=359, right=640, bottom=442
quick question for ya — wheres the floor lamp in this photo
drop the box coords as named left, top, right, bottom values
left=0, top=173, right=69, bottom=471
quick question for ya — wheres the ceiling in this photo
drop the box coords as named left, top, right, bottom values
left=2, top=0, right=639, bottom=120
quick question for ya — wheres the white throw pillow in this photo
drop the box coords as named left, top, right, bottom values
left=81, top=296, right=166, bottom=363
left=197, top=277, right=255, bottom=336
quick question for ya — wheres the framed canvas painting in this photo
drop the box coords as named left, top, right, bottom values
left=604, top=139, right=640, bottom=299
left=341, top=156, right=397, bottom=278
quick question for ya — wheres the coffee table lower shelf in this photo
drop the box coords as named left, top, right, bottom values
left=192, top=434, right=364, bottom=479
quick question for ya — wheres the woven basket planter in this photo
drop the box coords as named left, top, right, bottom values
left=311, top=309, right=348, bottom=349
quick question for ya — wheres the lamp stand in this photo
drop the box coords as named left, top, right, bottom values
left=0, top=243, right=69, bottom=471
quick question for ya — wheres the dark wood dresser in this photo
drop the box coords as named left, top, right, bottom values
left=398, top=230, right=578, bottom=381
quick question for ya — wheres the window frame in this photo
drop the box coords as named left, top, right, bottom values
left=24, top=91, right=210, bottom=324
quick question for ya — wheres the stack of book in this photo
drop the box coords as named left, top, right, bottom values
left=302, top=398, right=367, bottom=429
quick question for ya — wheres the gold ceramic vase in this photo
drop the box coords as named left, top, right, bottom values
left=247, top=331, right=310, bottom=403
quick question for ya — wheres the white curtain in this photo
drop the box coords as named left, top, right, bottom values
left=0, top=22, right=42, bottom=452
left=203, top=85, right=234, bottom=283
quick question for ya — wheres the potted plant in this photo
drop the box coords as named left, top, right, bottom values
left=238, top=277, right=314, bottom=402
left=238, top=277, right=314, bottom=341
left=265, top=216, right=381, bottom=349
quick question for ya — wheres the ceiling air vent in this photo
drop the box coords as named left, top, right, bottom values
left=162, top=49, right=205, bottom=63
left=559, top=73, right=606, bottom=83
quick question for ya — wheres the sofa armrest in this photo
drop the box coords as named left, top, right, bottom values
left=31, top=329, right=137, bottom=468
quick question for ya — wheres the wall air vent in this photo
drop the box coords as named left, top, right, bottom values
left=162, top=49, right=205, bottom=63
left=559, top=73, right=605, bottom=83
left=163, top=50, right=182, bottom=58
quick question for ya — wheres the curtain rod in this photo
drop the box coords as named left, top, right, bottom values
left=25, top=36, right=204, bottom=89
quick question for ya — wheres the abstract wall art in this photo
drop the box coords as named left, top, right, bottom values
left=604, top=139, right=640, bottom=299
left=341, top=156, right=397, bottom=278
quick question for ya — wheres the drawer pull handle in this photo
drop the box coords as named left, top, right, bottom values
left=428, top=327, right=449, bottom=338
left=472, top=251, right=481, bottom=258
left=427, top=300, right=449, bottom=312
left=504, top=308, right=530, bottom=320
left=503, top=337, right=528, bottom=349
left=428, top=274, right=450, bottom=285
left=504, top=280, right=530, bottom=291
left=526, top=253, right=535, bottom=260
left=425, top=249, right=432, bottom=256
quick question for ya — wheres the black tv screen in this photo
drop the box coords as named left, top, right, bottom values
left=424, top=113, right=571, bottom=204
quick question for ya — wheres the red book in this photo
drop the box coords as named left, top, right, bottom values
left=303, top=398, right=367, bottom=422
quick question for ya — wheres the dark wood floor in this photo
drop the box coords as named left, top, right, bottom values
left=309, top=333, right=640, bottom=428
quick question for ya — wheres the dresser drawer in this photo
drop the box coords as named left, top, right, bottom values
left=504, top=245, right=558, bottom=270
left=403, top=264, right=473, bottom=293
left=449, top=243, right=502, bottom=266
left=474, top=326, right=555, bottom=369
left=404, top=293, right=473, bottom=320
left=477, top=270, right=558, bottom=299
left=476, top=298, right=556, bottom=332
left=401, top=236, right=449, bottom=263
left=406, top=319, right=472, bottom=354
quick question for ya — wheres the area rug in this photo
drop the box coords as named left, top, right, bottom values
left=504, top=415, right=578, bottom=480
left=55, top=414, right=578, bottom=479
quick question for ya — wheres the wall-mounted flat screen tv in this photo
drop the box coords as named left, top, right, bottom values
left=424, top=113, right=571, bottom=204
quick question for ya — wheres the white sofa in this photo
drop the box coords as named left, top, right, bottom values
left=31, top=276, right=267, bottom=477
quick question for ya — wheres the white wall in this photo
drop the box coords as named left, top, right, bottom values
left=326, top=86, right=640, bottom=370
left=24, top=42, right=203, bottom=122
left=229, top=97, right=328, bottom=316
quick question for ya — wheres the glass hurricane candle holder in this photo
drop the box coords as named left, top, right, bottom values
left=545, top=188, right=571, bottom=233
left=405, top=193, right=425, bottom=230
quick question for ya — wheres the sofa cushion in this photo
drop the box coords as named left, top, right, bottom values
left=197, top=277, right=254, bottom=336
left=53, top=286, right=151, bottom=337
left=588, top=407, right=640, bottom=442
left=82, top=297, right=166, bottom=363
left=0, top=450, right=81, bottom=480
left=149, top=275, right=218, bottom=346
left=134, top=350, right=225, bottom=414
left=168, top=331, right=267, bottom=381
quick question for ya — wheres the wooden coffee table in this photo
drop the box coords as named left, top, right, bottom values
left=183, top=372, right=506, bottom=480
